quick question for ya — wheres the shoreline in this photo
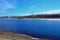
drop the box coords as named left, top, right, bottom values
left=0, top=30, right=51, bottom=40
left=1, top=18, right=60, bottom=20
left=21, top=18, right=60, bottom=20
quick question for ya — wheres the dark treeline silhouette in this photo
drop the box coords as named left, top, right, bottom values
left=32, top=14, right=60, bottom=18
left=0, top=14, right=60, bottom=18
left=20, top=14, right=60, bottom=18
left=10, top=14, right=60, bottom=18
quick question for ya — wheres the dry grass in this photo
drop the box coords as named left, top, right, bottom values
left=0, top=30, right=52, bottom=40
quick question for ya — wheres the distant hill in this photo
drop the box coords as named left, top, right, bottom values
left=1, top=14, right=60, bottom=18
left=1, top=10, right=60, bottom=18
left=9, top=14, right=60, bottom=18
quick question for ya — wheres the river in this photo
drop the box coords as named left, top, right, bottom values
left=0, top=18, right=60, bottom=39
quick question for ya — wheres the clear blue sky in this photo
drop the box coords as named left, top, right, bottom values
left=0, top=0, right=60, bottom=16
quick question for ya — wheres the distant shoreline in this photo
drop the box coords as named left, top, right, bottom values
left=20, top=18, right=60, bottom=20
left=0, top=18, right=60, bottom=20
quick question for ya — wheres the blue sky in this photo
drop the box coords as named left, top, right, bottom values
left=0, top=0, right=60, bottom=16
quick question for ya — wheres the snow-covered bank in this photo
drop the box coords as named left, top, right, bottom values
left=21, top=18, right=60, bottom=20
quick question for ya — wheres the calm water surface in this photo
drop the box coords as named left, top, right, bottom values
left=0, top=18, right=60, bottom=39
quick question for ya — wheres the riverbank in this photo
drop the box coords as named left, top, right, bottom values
left=0, top=30, right=51, bottom=40
left=21, top=18, right=60, bottom=20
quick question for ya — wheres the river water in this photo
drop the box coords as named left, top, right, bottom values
left=0, top=18, right=60, bottom=39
